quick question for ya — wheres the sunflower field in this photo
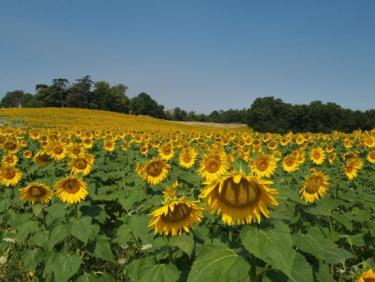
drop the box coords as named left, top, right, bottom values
left=0, top=108, right=374, bottom=282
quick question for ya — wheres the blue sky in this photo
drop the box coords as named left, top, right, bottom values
left=1, top=0, right=374, bottom=113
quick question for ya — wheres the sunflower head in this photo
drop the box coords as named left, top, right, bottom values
left=310, top=147, right=325, bottom=165
left=136, top=158, right=170, bottom=185
left=300, top=169, right=329, bottom=203
left=199, top=151, right=228, bottom=180
left=34, top=151, right=53, bottom=166
left=178, top=148, right=197, bottom=169
left=163, top=182, right=180, bottom=201
left=22, top=150, right=33, bottom=159
left=344, top=158, right=363, bottom=180
left=20, top=183, right=53, bottom=204
left=251, top=154, right=277, bottom=177
left=282, top=155, right=299, bottom=173
left=0, top=165, right=22, bottom=187
left=200, top=173, right=278, bottom=225
left=367, top=150, right=375, bottom=164
left=48, top=143, right=66, bottom=160
left=148, top=197, right=203, bottom=236
left=55, top=176, right=88, bottom=204
left=356, top=269, right=375, bottom=282
left=159, top=144, right=175, bottom=161
left=70, top=153, right=94, bottom=176
left=2, top=154, right=18, bottom=166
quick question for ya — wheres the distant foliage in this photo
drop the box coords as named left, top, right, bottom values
left=1, top=76, right=374, bottom=131
left=247, top=97, right=375, bottom=133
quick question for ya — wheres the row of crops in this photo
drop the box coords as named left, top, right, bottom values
left=0, top=119, right=374, bottom=281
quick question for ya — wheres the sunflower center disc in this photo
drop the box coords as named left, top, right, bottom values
left=162, top=203, right=190, bottom=223
left=146, top=161, right=163, bottom=176
left=285, top=158, right=294, bottom=166
left=313, top=151, right=321, bottom=160
left=4, top=142, right=17, bottom=151
left=256, top=158, right=268, bottom=171
left=305, top=176, right=322, bottom=194
left=54, top=147, right=63, bottom=154
left=206, top=159, right=220, bottom=173
left=63, top=179, right=81, bottom=193
left=29, top=186, right=46, bottom=197
left=3, top=168, right=16, bottom=179
left=182, top=154, right=192, bottom=163
left=75, top=159, right=88, bottom=170
left=364, top=278, right=375, bottom=282
left=219, top=178, right=260, bottom=207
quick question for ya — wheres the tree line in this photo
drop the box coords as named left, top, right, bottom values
left=1, top=75, right=374, bottom=132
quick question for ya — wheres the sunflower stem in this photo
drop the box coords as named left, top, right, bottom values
left=75, top=204, right=80, bottom=219
left=168, top=245, right=173, bottom=263
left=250, top=254, right=257, bottom=282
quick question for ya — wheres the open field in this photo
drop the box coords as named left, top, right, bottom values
left=0, top=108, right=374, bottom=281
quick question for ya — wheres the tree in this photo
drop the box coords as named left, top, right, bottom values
left=129, top=92, right=164, bottom=118
left=34, top=79, right=69, bottom=107
left=66, top=75, right=93, bottom=108
left=1, top=90, right=25, bottom=107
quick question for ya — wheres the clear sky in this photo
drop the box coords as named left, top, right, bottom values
left=1, top=0, right=374, bottom=113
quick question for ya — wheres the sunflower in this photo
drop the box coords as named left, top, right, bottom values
left=136, top=158, right=170, bottom=185
left=48, top=143, right=67, bottom=160
left=82, top=138, right=94, bottom=149
left=69, top=153, right=94, bottom=176
left=55, top=176, right=88, bottom=204
left=149, top=197, right=203, bottom=236
left=34, top=151, right=53, bottom=166
left=356, top=269, right=375, bottom=282
left=20, top=183, right=53, bottom=204
left=282, top=155, right=299, bottom=173
left=178, top=148, right=197, bottom=169
left=0, top=165, right=22, bottom=187
left=310, top=147, right=325, bottom=165
left=200, top=173, right=278, bottom=225
left=367, top=150, right=375, bottom=164
left=2, top=138, right=19, bottom=153
left=300, top=169, right=329, bottom=203
left=251, top=154, right=277, bottom=177
left=344, top=158, right=363, bottom=180
left=22, top=150, right=33, bottom=159
left=2, top=154, right=18, bottom=166
left=199, top=151, right=228, bottom=181
left=69, top=143, right=84, bottom=157
left=103, top=139, right=115, bottom=152
left=163, top=181, right=179, bottom=201
left=159, top=144, right=175, bottom=161
left=328, top=152, right=337, bottom=165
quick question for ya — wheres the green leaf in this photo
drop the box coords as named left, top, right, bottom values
left=21, top=249, right=42, bottom=272
left=240, top=220, right=296, bottom=278
left=75, top=272, right=114, bottom=282
left=88, top=235, right=114, bottom=262
left=15, top=220, right=40, bottom=242
left=187, top=243, right=250, bottom=282
left=47, top=253, right=82, bottom=282
left=293, top=228, right=353, bottom=264
left=169, top=233, right=194, bottom=257
left=316, top=262, right=335, bottom=282
left=48, top=224, right=69, bottom=250
left=45, top=203, right=66, bottom=221
left=115, top=215, right=152, bottom=244
left=289, top=252, right=314, bottom=282
left=31, top=230, right=49, bottom=250
left=127, top=260, right=181, bottom=282
left=70, top=216, right=92, bottom=244
left=118, top=188, right=145, bottom=209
